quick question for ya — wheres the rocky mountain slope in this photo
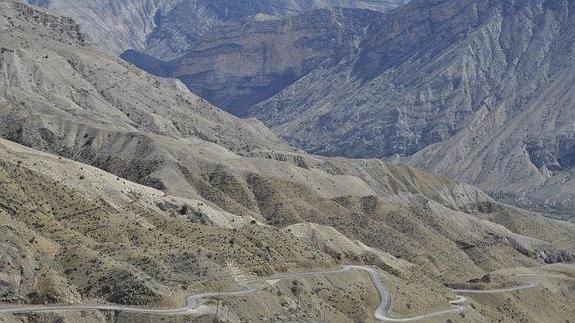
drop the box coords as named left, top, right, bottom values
left=240, top=0, right=575, bottom=219
left=142, top=0, right=408, bottom=60
left=36, top=0, right=575, bottom=220
left=1, top=1, right=575, bottom=322
left=26, top=0, right=408, bottom=58
left=25, top=0, right=181, bottom=55
left=144, top=7, right=383, bottom=115
left=121, top=0, right=575, bottom=221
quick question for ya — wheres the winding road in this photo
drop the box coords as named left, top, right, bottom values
left=347, top=265, right=468, bottom=322
left=0, top=265, right=541, bottom=321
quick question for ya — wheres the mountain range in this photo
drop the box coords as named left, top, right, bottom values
left=110, top=0, right=575, bottom=220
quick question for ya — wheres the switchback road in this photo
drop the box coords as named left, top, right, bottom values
left=0, top=265, right=540, bottom=321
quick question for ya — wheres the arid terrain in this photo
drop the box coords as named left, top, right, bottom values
left=1, top=1, right=575, bottom=322
left=100, top=0, right=575, bottom=221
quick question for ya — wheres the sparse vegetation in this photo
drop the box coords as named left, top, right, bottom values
left=178, top=204, right=189, bottom=215
left=2, top=2, right=575, bottom=322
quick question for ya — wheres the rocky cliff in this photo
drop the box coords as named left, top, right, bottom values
left=164, top=8, right=383, bottom=115
left=26, top=0, right=408, bottom=57
left=144, top=0, right=409, bottom=59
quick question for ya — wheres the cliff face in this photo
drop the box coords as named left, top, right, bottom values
left=166, top=8, right=382, bottom=115
left=26, top=0, right=408, bottom=57
left=144, top=0, right=408, bottom=59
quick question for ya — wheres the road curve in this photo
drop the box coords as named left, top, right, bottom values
left=0, top=267, right=354, bottom=316
left=0, top=265, right=539, bottom=321
left=347, top=265, right=467, bottom=322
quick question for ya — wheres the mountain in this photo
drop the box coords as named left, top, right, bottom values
left=33, top=0, right=575, bottom=220
left=142, top=0, right=408, bottom=60
left=121, top=0, right=575, bottom=221
left=242, top=0, right=575, bottom=219
left=26, top=0, right=409, bottom=58
left=143, top=7, right=383, bottom=116
left=25, top=0, right=181, bottom=55
left=2, top=1, right=575, bottom=322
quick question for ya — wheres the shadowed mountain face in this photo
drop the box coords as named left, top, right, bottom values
left=117, top=6, right=395, bottom=118
left=159, top=8, right=383, bottom=116
left=24, top=0, right=408, bottom=119
left=26, top=0, right=408, bottom=57
left=143, top=0, right=408, bottom=59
